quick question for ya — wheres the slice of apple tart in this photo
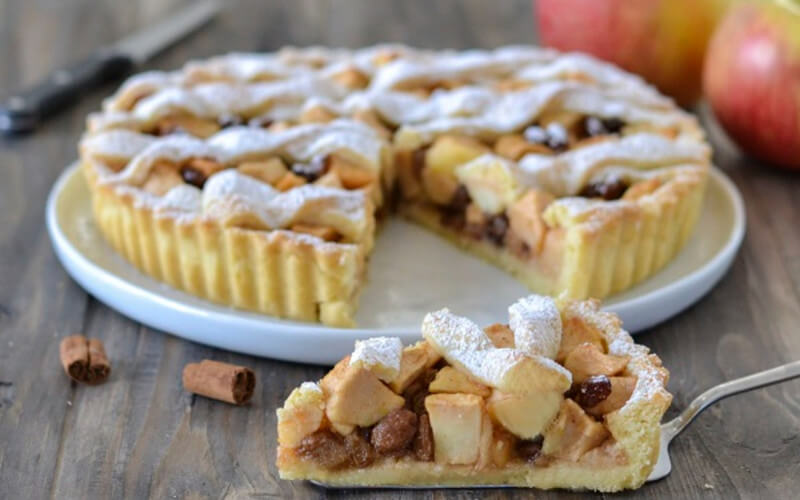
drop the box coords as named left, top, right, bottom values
left=276, top=295, right=671, bottom=491
left=80, top=119, right=389, bottom=326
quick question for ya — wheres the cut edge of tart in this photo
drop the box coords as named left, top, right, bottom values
left=276, top=295, right=672, bottom=492
left=79, top=45, right=712, bottom=327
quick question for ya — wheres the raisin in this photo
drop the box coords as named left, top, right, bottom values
left=572, top=374, right=612, bottom=408
left=584, top=116, right=626, bottom=137
left=370, top=408, right=418, bottom=455
left=248, top=116, right=274, bottom=128
left=579, top=178, right=628, bottom=200
left=291, top=155, right=329, bottom=182
left=296, top=429, right=350, bottom=469
left=403, top=367, right=437, bottom=416
left=180, top=166, right=207, bottom=188
left=440, top=210, right=466, bottom=232
left=412, top=147, right=428, bottom=177
left=413, top=414, right=434, bottom=461
left=218, top=113, right=243, bottom=128
left=515, top=435, right=544, bottom=463
left=345, top=429, right=376, bottom=467
left=439, top=186, right=471, bottom=232
left=602, top=117, right=625, bottom=134
left=485, top=213, right=509, bottom=245
left=448, top=185, right=471, bottom=212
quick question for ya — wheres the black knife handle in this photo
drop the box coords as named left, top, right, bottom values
left=0, top=51, right=134, bottom=134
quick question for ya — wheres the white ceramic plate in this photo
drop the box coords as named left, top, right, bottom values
left=47, top=164, right=745, bottom=364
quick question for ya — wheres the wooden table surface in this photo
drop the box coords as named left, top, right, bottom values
left=1, top=1, right=799, bottom=498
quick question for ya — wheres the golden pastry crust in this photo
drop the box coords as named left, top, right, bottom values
left=83, top=160, right=367, bottom=326
left=276, top=295, right=672, bottom=491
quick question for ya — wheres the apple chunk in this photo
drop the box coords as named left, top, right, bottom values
left=422, top=134, right=488, bottom=204
left=563, top=343, right=629, bottom=383
left=389, top=341, right=441, bottom=393
left=349, top=336, right=403, bottom=383
left=585, top=376, right=637, bottom=417
left=429, top=366, right=491, bottom=397
left=276, top=382, right=325, bottom=447
left=557, top=316, right=607, bottom=362
left=487, top=389, right=562, bottom=439
left=455, top=154, right=522, bottom=215
left=425, top=393, right=488, bottom=465
left=507, top=189, right=554, bottom=253
left=542, top=399, right=610, bottom=461
left=322, top=360, right=404, bottom=427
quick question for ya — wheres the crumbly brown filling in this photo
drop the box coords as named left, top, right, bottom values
left=295, top=364, right=633, bottom=471
left=290, top=311, right=643, bottom=472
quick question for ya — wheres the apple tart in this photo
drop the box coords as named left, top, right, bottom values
left=276, top=295, right=671, bottom=491
left=79, top=45, right=710, bottom=326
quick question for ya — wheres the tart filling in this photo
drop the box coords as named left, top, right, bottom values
left=276, top=295, right=671, bottom=491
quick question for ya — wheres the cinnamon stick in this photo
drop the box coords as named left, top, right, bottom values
left=182, top=360, right=255, bottom=405
left=59, top=335, right=111, bottom=385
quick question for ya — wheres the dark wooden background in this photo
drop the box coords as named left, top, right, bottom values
left=1, top=0, right=799, bottom=498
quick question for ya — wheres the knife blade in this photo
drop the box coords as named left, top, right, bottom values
left=0, top=0, right=221, bottom=135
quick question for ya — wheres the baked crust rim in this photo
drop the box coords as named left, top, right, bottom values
left=82, top=159, right=367, bottom=327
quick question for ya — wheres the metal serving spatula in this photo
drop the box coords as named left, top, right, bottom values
left=0, top=0, right=221, bottom=134
left=648, top=359, right=800, bottom=481
left=310, top=359, right=800, bottom=490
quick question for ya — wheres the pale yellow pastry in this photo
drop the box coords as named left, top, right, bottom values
left=79, top=45, right=711, bottom=326
left=276, top=294, right=672, bottom=491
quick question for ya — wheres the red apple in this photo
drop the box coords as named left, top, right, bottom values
left=704, top=0, right=800, bottom=169
left=536, top=0, right=726, bottom=106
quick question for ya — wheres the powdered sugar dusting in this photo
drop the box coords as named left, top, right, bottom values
left=80, top=120, right=381, bottom=240
left=93, top=45, right=700, bottom=150
left=202, top=170, right=368, bottom=239
left=109, top=134, right=217, bottom=185
left=508, top=295, right=562, bottom=359
left=421, top=308, right=508, bottom=383
left=118, top=76, right=348, bottom=125
left=80, top=129, right=157, bottom=160
left=156, top=184, right=202, bottom=214
left=299, top=381, right=323, bottom=394
left=350, top=336, right=403, bottom=382
left=102, top=71, right=177, bottom=111
left=421, top=307, right=571, bottom=393
left=516, top=133, right=709, bottom=197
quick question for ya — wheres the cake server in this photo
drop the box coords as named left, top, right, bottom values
left=310, top=359, right=800, bottom=489
left=0, top=0, right=221, bottom=134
